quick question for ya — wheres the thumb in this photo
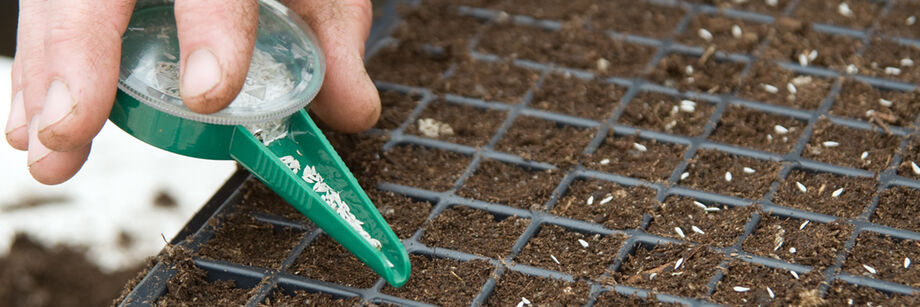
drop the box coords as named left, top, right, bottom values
left=285, top=0, right=380, bottom=133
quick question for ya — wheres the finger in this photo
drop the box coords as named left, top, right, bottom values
left=27, top=116, right=91, bottom=185
left=286, top=0, right=381, bottom=133
left=6, top=60, right=27, bottom=150
left=14, top=0, right=47, bottom=146
left=175, top=0, right=259, bottom=114
left=37, top=0, right=136, bottom=152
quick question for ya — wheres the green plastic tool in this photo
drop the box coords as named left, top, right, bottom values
left=110, top=0, right=410, bottom=287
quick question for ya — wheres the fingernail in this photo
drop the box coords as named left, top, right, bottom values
left=5, top=91, right=25, bottom=134
left=182, top=48, right=221, bottom=98
left=28, top=116, right=51, bottom=166
left=39, top=80, right=76, bottom=130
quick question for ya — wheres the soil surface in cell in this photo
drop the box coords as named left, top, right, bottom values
left=406, top=99, right=506, bottom=147
left=290, top=234, right=378, bottom=288
left=593, top=291, right=678, bottom=307
left=458, top=159, right=563, bottom=210
left=514, top=224, right=626, bottom=279
left=619, top=92, right=715, bottom=137
left=589, top=1, right=686, bottom=38
left=263, top=289, right=361, bottom=307
left=772, top=169, right=876, bottom=219
left=802, top=120, right=901, bottom=173
left=551, top=179, right=659, bottom=229
left=497, top=0, right=595, bottom=21
left=685, top=0, right=790, bottom=15
left=420, top=206, right=528, bottom=258
left=737, top=61, right=833, bottom=110
left=436, top=59, right=539, bottom=104
left=646, top=53, right=745, bottom=94
left=793, top=0, right=883, bottom=29
left=382, top=255, right=493, bottom=306
left=237, top=179, right=308, bottom=223
left=614, top=244, right=724, bottom=298
left=872, top=186, right=920, bottom=233
left=742, top=212, right=852, bottom=269
left=586, top=133, right=687, bottom=182
left=495, top=116, right=595, bottom=166
left=369, top=190, right=432, bottom=239
left=830, top=80, right=920, bottom=128
left=487, top=271, right=592, bottom=306
left=197, top=214, right=303, bottom=270
left=825, top=281, right=920, bottom=306
left=531, top=73, right=624, bottom=120
left=647, top=197, right=755, bottom=247
left=677, top=14, right=768, bottom=54
left=763, top=19, right=863, bottom=69
left=156, top=258, right=256, bottom=306
left=376, top=90, right=419, bottom=130
left=711, top=261, right=824, bottom=306
left=709, top=105, right=806, bottom=154
left=681, top=150, right=781, bottom=200
left=899, top=137, right=920, bottom=180
left=878, top=1, right=920, bottom=40
left=377, top=144, right=471, bottom=192
left=852, top=39, right=920, bottom=84
left=843, top=232, right=920, bottom=287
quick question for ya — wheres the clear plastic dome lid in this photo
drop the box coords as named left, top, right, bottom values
left=118, top=0, right=325, bottom=125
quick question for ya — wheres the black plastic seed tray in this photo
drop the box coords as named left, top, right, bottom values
left=120, top=0, right=920, bottom=306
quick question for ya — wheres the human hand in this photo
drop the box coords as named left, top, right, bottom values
left=5, top=0, right=381, bottom=185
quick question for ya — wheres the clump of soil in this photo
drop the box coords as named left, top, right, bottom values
left=793, top=0, right=883, bottom=29
left=646, top=53, right=745, bottom=94
left=368, top=190, right=432, bottom=239
left=824, top=281, right=920, bottom=306
left=681, top=150, right=782, bottom=200
left=382, top=255, right=493, bottom=306
left=197, top=214, right=303, bottom=270
left=762, top=19, right=864, bottom=69
left=262, top=289, right=361, bottom=307
left=619, top=92, right=715, bottom=137
left=872, top=186, right=920, bottom=233
left=684, top=0, right=791, bottom=15
left=495, top=116, right=595, bottom=166
left=156, top=258, right=256, bottom=306
left=487, top=271, right=591, bottom=306
left=436, top=59, right=539, bottom=104
left=551, top=179, right=658, bottom=229
left=802, top=120, right=901, bottom=173
left=843, top=232, right=920, bottom=287
left=709, top=105, right=807, bottom=154
left=851, top=39, right=920, bottom=84
left=898, top=136, right=920, bottom=180
left=647, top=197, right=755, bottom=247
left=742, top=213, right=852, bottom=269
left=420, top=206, right=529, bottom=258
left=378, top=144, right=472, bottom=192
left=458, top=159, right=563, bottom=210
left=593, top=291, right=677, bottom=306
left=406, top=99, right=506, bottom=147
left=737, top=61, right=833, bottom=110
left=585, top=133, right=687, bottom=182
left=830, top=80, right=919, bottom=128
left=376, top=90, right=420, bottom=130
left=589, top=1, right=686, bottom=38
left=0, top=234, right=142, bottom=307
left=153, top=189, right=178, bottom=208
left=711, top=261, right=824, bottom=306
left=289, top=234, right=378, bottom=288
left=772, top=169, right=876, bottom=219
left=677, top=14, right=768, bottom=54
left=614, top=244, right=724, bottom=298
left=877, top=1, right=920, bottom=40
left=515, top=224, right=626, bottom=279
left=531, top=73, right=624, bottom=120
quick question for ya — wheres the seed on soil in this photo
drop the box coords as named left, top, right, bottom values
left=846, top=64, right=859, bottom=74
left=838, top=2, right=853, bottom=17
left=705, top=207, right=721, bottom=212
left=774, top=125, right=789, bottom=135
left=911, top=161, right=920, bottom=175
left=733, top=286, right=750, bottom=292
left=885, top=67, right=902, bottom=75
left=879, top=98, right=893, bottom=107
left=680, top=100, right=697, bottom=113
left=691, top=225, right=706, bottom=234
left=551, top=255, right=561, bottom=265
left=675, top=227, right=686, bottom=238
left=790, top=270, right=799, bottom=279
left=577, top=239, right=589, bottom=248
left=600, top=159, right=610, bottom=165
left=901, top=58, right=914, bottom=67
left=675, top=258, right=685, bottom=270
left=796, top=181, right=808, bottom=193
left=599, top=195, right=614, bottom=205
left=743, top=167, right=756, bottom=174
left=822, top=141, right=840, bottom=147
left=693, top=201, right=707, bottom=210
left=905, top=257, right=911, bottom=269
left=587, top=196, right=594, bottom=205
left=516, top=296, right=532, bottom=307
left=789, top=247, right=797, bottom=254
left=633, top=142, right=648, bottom=152
left=787, top=83, right=797, bottom=95
left=762, top=84, right=779, bottom=94
left=832, top=188, right=844, bottom=198
left=860, top=151, right=869, bottom=160
left=725, top=171, right=733, bottom=182
left=681, top=172, right=690, bottom=181
left=800, top=220, right=810, bottom=230
left=909, top=16, right=917, bottom=25
left=732, top=25, right=743, bottom=38
left=699, top=28, right=714, bottom=41
left=862, top=264, right=876, bottom=274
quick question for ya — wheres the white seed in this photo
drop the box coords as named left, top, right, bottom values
left=796, top=181, right=808, bottom=193
left=680, top=100, right=697, bottom=112
left=800, top=220, right=810, bottom=230
left=799, top=53, right=809, bottom=66
left=775, top=125, right=789, bottom=135
left=762, top=83, right=779, bottom=94
left=885, top=67, right=902, bottom=75
left=911, top=161, right=920, bottom=175
left=838, top=2, right=854, bottom=17
left=905, top=257, right=911, bottom=269
left=832, top=188, right=844, bottom=198
left=681, top=172, right=690, bottom=181
left=734, top=286, right=751, bottom=292
left=725, top=171, right=733, bottom=182
left=649, top=272, right=658, bottom=280
left=600, top=158, right=611, bottom=165
left=694, top=201, right=708, bottom=210
left=863, top=264, right=877, bottom=274
left=705, top=207, right=722, bottom=212
left=791, top=271, right=800, bottom=279
left=692, top=225, right=706, bottom=234
left=732, top=24, right=743, bottom=39
left=809, top=50, right=818, bottom=61
left=766, top=0, right=778, bottom=6
left=685, top=65, right=695, bottom=75
left=848, top=298, right=854, bottom=305
left=767, top=134, right=774, bottom=142
left=846, top=64, right=859, bottom=74
left=550, top=255, right=561, bottom=264
left=902, top=58, right=915, bottom=67
left=665, top=120, right=677, bottom=130
left=698, top=28, right=714, bottom=41
left=633, top=142, right=648, bottom=152
left=789, top=247, right=797, bottom=254
left=596, top=58, right=611, bottom=71
left=908, top=16, right=917, bottom=26
left=516, top=301, right=525, bottom=307
left=675, top=227, right=686, bottom=238
left=823, top=141, right=840, bottom=148
left=792, top=75, right=813, bottom=86
left=767, top=287, right=775, bottom=299
left=587, top=195, right=594, bottom=205
left=787, top=82, right=798, bottom=95
left=578, top=239, right=589, bottom=248
left=600, top=195, right=614, bottom=205
left=522, top=297, right=532, bottom=305
left=860, top=151, right=869, bottom=160
left=743, top=167, right=756, bottom=174
left=879, top=98, right=893, bottom=107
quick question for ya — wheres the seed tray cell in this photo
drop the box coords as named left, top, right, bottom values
left=120, top=0, right=920, bottom=305
left=877, top=0, right=920, bottom=40
left=842, top=231, right=920, bottom=287
left=676, top=13, right=770, bottom=54
left=792, top=0, right=885, bottom=30
left=709, top=105, right=807, bottom=154
left=197, top=214, right=303, bottom=270
left=898, top=136, right=920, bottom=180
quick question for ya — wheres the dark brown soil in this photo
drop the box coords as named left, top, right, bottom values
left=382, top=255, right=493, bottom=306
left=376, top=90, right=420, bottom=130
left=156, top=258, right=256, bottom=306
left=487, top=271, right=592, bottom=306
left=393, top=4, right=484, bottom=52
left=551, top=179, right=658, bottom=230
left=614, top=244, right=724, bottom=298
left=236, top=180, right=306, bottom=222
left=531, top=73, right=625, bottom=120
left=772, top=169, right=876, bottom=218
left=498, top=0, right=596, bottom=21
left=737, top=61, right=833, bottom=110
left=647, top=197, right=755, bottom=247
left=495, top=116, right=595, bottom=166
left=589, top=1, right=686, bottom=38
left=684, top=0, right=791, bottom=15
left=709, top=105, right=807, bottom=154
left=830, top=80, right=920, bottom=128
left=378, top=144, right=472, bottom=191
left=368, top=190, right=432, bottom=239
left=872, top=186, right=920, bottom=233
left=197, top=214, right=303, bottom=269
left=793, top=0, right=883, bottom=30
left=681, top=150, right=782, bottom=200
left=585, top=133, right=687, bottom=182
left=153, top=190, right=178, bottom=208
left=742, top=213, right=852, bottom=269
left=0, top=234, right=142, bottom=307
left=436, top=59, right=539, bottom=104
left=843, top=232, right=920, bottom=287
left=762, top=19, right=864, bottom=69
left=677, top=14, right=769, bottom=54
left=619, top=92, right=716, bottom=137
left=852, top=38, right=920, bottom=84
left=367, top=41, right=452, bottom=87
left=262, top=289, right=361, bottom=307
left=646, top=53, right=746, bottom=94
left=825, top=281, right=920, bottom=306
left=420, top=206, right=529, bottom=258
left=711, top=261, right=824, bottom=307
left=877, top=1, right=920, bottom=40
left=289, top=234, right=378, bottom=288
left=802, top=120, right=901, bottom=173
left=898, top=136, right=920, bottom=180
left=324, top=132, right=390, bottom=188
left=406, top=99, right=506, bottom=147
left=593, top=291, right=677, bottom=307
left=458, top=159, right=563, bottom=210
left=515, top=224, right=626, bottom=279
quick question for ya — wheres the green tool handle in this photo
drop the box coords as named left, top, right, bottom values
left=228, top=109, right=410, bottom=287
